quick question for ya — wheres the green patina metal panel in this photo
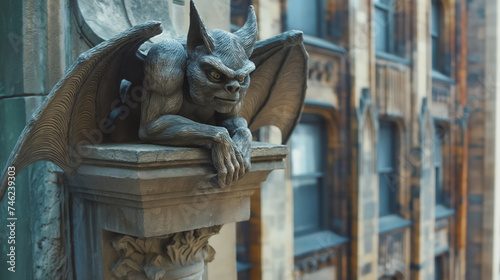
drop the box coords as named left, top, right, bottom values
left=0, top=0, right=24, bottom=98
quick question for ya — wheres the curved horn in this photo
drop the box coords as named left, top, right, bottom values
left=234, top=5, right=258, bottom=57
left=187, top=0, right=215, bottom=53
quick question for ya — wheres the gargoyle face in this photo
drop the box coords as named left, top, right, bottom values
left=185, top=1, right=257, bottom=114
left=186, top=31, right=255, bottom=113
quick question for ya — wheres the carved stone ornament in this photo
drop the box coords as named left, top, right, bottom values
left=0, top=0, right=308, bottom=197
left=111, top=226, right=221, bottom=280
left=73, top=0, right=189, bottom=50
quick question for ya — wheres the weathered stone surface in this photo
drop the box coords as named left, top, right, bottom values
left=29, top=162, right=73, bottom=280
left=67, top=142, right=286, bottom=235
left=74, top=0, right=230, bottom=50
left=354, top=92, right=379, bottom=280
left=67, top=141, right=286, bottom=280
left=111, top=226, right=221, bottom=280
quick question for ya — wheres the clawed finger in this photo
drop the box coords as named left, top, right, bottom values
left=243, top=157, right=251, bottom=173
left=232, top=150, right=243, bottom=183
left=236, top=152, right=245, bottom=179
left=211, top=139, right=249, bottom=187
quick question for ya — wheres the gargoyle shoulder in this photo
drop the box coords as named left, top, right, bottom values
left=143, top=39, right=187, bottom=96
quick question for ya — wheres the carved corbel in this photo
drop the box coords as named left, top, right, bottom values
left=111, top=226, right=222, bottom=280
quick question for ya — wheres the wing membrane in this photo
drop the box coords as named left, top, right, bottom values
left=0, top=21, right=162, bottom=199
left=241, top=31, right=308, bottom=144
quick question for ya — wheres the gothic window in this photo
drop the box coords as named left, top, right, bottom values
left=377, top=120, right=398, bottom=217
left=431, top=0, right=443, bottom=71
left=374, top=0, right=395, bottom=53
left=290, top=110, right=348, bottom=264
left=434, top=124, right=444, bottom=205
left=290, top=113, right=327, bottom=236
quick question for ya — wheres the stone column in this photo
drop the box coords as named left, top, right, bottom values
left=481, top=0, right=500, bottom=278
left=65, top=142, right=286, bottom=280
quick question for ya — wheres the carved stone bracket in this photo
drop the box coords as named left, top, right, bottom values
left=66, top=142, right=286, bottom=280
left=308, top=57, right=334, bottom=86
left=111, top=226, right=222, bottom=280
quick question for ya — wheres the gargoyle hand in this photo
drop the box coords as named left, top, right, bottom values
left=230, top=127, right=252, bottom=175
left=211, top=130, right=246, bottom=188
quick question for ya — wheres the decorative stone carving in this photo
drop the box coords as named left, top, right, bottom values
left=73, top=0, right=188, bottom=49
left=309, top=59, right=333, bottom=86
left=377, top=231, right=408, bottom=279
left=305, top=53, right=339, bottom=108
left=111, top=226, right=221, bottom=280
left=295, top=251, right=336, bottom=274
left=308, top=57, right=334, bottom=86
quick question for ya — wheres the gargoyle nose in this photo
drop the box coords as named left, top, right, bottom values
left=225, top=84, right=240, bottom=94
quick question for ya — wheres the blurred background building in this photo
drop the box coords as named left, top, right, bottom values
left=1, top=0, right=500, bottom=279
left=231, top=0, right=500, bottom=279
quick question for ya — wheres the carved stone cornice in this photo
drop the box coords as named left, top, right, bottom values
left=111, top=226, right=221, bottom=280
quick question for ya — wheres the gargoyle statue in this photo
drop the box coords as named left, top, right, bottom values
left=0, top=0, right=308, bottom=197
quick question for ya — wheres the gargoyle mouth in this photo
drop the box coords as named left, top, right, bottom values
left=215, top=97, right=237, bottom=102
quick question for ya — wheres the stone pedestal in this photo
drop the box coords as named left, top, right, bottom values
left=65, top=142, right=286, bottom=280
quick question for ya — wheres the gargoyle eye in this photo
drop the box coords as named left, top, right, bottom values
left=237, top=76, right=246, bottom=84
left=209, top=70, right=223, bottom=81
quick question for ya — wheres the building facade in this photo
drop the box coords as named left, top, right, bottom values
left=232, top=0, right=500, bottom=280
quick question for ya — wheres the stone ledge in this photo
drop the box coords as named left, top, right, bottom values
left=66, top=141, right=287, bottom=236
left=75, top=141, right=287, bottom=167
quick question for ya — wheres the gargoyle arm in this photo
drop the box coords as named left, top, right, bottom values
left=141, top=114, right=229, bottom=147
left=140, top=114, right=245, bottom=187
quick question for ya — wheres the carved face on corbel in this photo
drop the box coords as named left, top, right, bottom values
left=185, top=4, right=258, bottom=114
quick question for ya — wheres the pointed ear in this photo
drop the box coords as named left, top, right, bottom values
left=234, top=5, right=258, bottom=57
left=187, top=0, right=215, bottom=54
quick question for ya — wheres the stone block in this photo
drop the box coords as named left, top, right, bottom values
left=66, top=142, right=287, bottom=280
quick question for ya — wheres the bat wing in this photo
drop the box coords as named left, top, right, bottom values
left=0, top=21, right=162, bottom=199
left=240, top=30, right=308, bottom=144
